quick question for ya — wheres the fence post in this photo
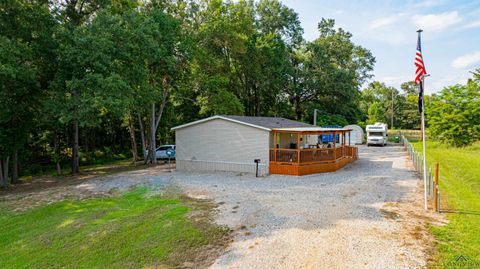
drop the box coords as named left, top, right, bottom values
left=428, top=168, right=431, bottom=197
left=418, top=155, right=422, bottom=174
left=434, top=163, right=439, bottom=212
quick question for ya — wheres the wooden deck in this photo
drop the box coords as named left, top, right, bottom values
left=269, top=146, right=358, bottom=176
left=269, top=128, right=359, bottom=176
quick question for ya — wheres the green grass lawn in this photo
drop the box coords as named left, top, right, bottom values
left=0, top=188, right=229, bottom=268
left=412, top=141, right=480, bottom=267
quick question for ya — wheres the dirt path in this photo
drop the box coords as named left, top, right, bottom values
left=170, top=145, right=439, bottom=268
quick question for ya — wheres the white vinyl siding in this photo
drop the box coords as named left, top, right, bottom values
left=176, top=118, right=269, bottom=174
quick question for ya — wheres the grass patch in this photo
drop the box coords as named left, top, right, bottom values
left=412, top=141, right=480, bottom=267
left=0, top=188, right=230, bottom=268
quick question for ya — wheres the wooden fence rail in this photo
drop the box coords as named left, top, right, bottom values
left=270, top=146, right=358, bottom=165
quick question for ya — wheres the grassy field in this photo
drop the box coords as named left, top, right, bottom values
left=0, top=188, right=229, bottom=268
left=412, top=141, right=480, bottom=267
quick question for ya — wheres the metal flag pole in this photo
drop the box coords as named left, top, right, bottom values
left=421, top=75, right=428, bottom=210
left=416, top=29, right=428, bottom=210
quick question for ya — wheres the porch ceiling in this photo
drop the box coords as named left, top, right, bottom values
left=272, top=127, right=352, bottom=133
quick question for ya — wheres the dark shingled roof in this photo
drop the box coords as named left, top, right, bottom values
left=222, top=115, right=313, bottom=129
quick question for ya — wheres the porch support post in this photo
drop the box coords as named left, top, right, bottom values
left=333, top=131, right=336, bottom=160
left=273, top=130, right=277, bottom=163
left=333, top=131, right=336, bottom=148
left=297, top=132, right=301, bottom=164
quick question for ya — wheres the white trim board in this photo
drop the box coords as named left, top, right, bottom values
left=171, top=115, right=272, bottom=132
left=176, top=159, right=268, bottom=167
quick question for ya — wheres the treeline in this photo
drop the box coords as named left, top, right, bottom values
left=358, top=81, right=421, bottom=130
left=360, top=70, right=480, bottom=147
left=0, top=0, right=375, bottom=185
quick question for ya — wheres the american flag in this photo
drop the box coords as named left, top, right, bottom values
left=415, top=31, right=426, bottom=113
left=414, top=33, right=427, bottom=84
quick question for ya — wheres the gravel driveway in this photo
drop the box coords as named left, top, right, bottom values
left=76, top=144, right=431, bottom=268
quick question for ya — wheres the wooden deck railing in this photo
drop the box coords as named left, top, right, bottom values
left=345, top=146, right=358, bottom=159
left=269, top=149, right=298, bottom=163
left=300, top=149, right=335, bottom=163
left=270, top=146, right=358, bottom=164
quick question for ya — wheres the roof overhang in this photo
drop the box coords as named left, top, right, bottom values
left=272, top=127, right=352, bottom=133
left=171, top=115, right=272, bottom=132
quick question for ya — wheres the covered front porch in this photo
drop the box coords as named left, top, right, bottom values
left=269, top=127, right=358, bottom=176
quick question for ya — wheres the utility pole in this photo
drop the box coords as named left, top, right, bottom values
left=313, top=109, right=321, bottom=126
left=391, top=89, right=394, bottom=129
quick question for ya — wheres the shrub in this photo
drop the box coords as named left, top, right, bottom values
left=427, top=80, right=480, bottom=147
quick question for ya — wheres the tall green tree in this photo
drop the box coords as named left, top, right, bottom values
left=0, top=37, right=36, bottom=186
left=397, top=82, right=421, bottom=129
left=292, top=19, right=375, bottom=122
left=49, top=0, right=111, bottom=174
left=360, top=81, right=410, bottom=128
left=191, top=0, right=302, bottom=117
left=367, top=102, right=387, bottom=124
left=0, top=0, right=57, bottom=185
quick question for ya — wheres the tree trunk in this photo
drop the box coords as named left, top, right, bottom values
left=147, top=77, right=170, bottom=165
left=72, top=119, right=80, bottom=174
left=54, top=134, right=62, bottom=176
left=0, top=157, right=4, bottom=188
left=0, top=156, right=10, bottom=187
left=4, top=157, right=10, bottom=185
left=56, top=162, right=62, bottom=176
left=138, top=114, right=147, bottom=161
left=294, top=95, right=302, bottom=120
left=254, top=84, right=260, bottom=116
left=127, top=115, right=138, bottom=165
left=83, top=127, right=88, bottom=153
left=150, top=103, right=157, bottom=164
left=11, top=150, right=18, bottom=184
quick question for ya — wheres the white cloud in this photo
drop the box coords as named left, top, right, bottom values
left=451, top=51, right=480, bottom=69
left=412, top=11, right=462, bottom=32
left=363, top=14, right=412, bottom=45
left=429, top=73, right=470, bottom=92
left=378, top=75, right=412, bottom=86
left=369, top=17, right=399, bottom=30
left=465, top=20, right=480, bottom=29
left=414, top=0, right=444, bottom=8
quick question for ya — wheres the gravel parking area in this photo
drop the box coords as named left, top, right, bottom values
left=166, top=145, right=432, bottom=268
left=6, top=145, right=432, bottom=268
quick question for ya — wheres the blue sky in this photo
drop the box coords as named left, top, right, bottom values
left=281, top=0, right=480, bottom=93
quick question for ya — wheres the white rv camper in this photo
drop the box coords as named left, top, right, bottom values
left=366, top=123, right=388, bottom=146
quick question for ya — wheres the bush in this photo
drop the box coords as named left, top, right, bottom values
left=427, top=80, right=480, bottom=147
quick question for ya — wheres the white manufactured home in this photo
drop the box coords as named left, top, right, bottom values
left=172, top=116, right=311, bottom=175
left=172, top=115, right=358, bottom=176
